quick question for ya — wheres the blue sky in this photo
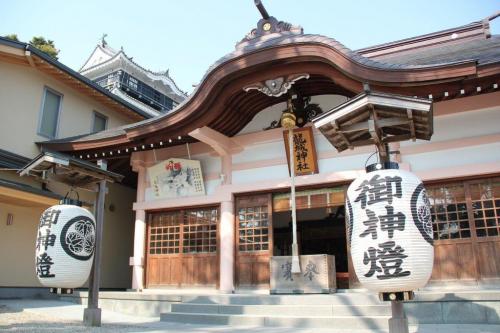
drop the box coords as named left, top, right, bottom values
left=1, top=0, right=499, bottom=93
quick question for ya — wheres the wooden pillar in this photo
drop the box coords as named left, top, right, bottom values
left=131, top=164, right=147, bottom=291
left=131, top=209, right=146, bottom=290
left=83, top=179, right=106, bottom=326
left=219, top=200, right=235, bottom=293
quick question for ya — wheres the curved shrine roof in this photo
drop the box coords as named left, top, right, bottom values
left=39, top=16, right=500, bottom=154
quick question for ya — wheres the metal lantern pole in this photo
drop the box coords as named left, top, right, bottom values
left=281, top=97, right=301, bottom=273
left=288, top=127, right=300, bottom=273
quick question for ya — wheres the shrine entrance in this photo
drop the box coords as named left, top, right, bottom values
left=145, top=207, right=219, bottom=288
left=272, top=187, right=352, bottom=288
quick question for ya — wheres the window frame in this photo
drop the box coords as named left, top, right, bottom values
left=91, top=111, right=108, bottom=133
left=37, top=86, right=63, bottom=139
left=426, top=177, right=500, bottom=243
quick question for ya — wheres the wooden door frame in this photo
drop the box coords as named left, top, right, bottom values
left=429, top=176, right=500, bottom=282
left=144, top=206, right=220, bottom=288
left=234, top=193, right=274, bottom=287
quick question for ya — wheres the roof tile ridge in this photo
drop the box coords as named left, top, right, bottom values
left=78, top=44, right=101, bottom=72
left=356, top=20, right=487, bottom=55
left=80, top=50, right=122, bottom=73
left=118, top=50, right=187, bottom=96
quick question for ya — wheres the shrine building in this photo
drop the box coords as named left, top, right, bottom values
left=41, top=9, right=500, bottom=293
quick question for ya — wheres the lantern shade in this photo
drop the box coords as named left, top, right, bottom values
left=35, top=205, right=96, bottom=288
left=347, top=168, right=434, bottom=292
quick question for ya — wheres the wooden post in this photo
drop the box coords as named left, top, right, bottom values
left=389, top=301, right=409, bottom=333
left=219, top=200, right=235, bottom=293
left=83, top=178, right=106, bottom=326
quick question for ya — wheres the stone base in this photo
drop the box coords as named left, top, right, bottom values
left=83, top=308, right=101, bottom=327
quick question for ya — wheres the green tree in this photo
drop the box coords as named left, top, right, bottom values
left=4, top=34, right=19, bottom=41
left=30, top=36, right=59, bottom=59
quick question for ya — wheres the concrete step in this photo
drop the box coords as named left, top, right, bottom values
left=171, top=303, right=391, bottom=317
left=180, top=293, right=383, bottom=305
left=160, top=312, right=390, bottom=329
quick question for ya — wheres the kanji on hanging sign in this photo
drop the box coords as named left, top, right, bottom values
left=346, top=168, right=434, bottom=292
left=283, top=126, right=318, bottom=176
left=148, top=158, right=206, bottom=199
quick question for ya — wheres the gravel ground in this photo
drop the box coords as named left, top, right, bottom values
left=2, top=300, right=500, bottom=333
left=0, top=304, right=151, bottom=333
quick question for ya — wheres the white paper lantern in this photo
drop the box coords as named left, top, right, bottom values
left=346, top=167, right=434, bottom=292
left=35, top=205, right=96, bottom=288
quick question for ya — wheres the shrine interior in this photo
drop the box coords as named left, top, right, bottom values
left=272, top=205, right=349, bottom=288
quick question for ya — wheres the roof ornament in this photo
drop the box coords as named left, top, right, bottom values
left=100, top=34, right=108, bottom=47
left=238, top=0, right=303, bottom=45
left=243, top=73, right=309, bottom=97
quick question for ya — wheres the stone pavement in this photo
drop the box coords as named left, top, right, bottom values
left=1, top=299, right=499, bottom=333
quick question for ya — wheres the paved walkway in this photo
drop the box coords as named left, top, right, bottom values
left=1, top=299, right=499, bottom=333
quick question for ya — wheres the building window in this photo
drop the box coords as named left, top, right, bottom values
left=148, top=208, right=218, bottom=255
left=238, top=205, right=270, bottom=252
left=92, top=112, right=108, bottom=133
left=183, top=208, right=218, bottom=253
left=128, top=76, right=138, bottom=90
left=427, top=178, right=500, bottom=240
left=427, top=183, right=470, bottom=240
left=38, top=87, right=62, bottom=139
left=470, top=179, right=500, bottom=237
left=149, top=212, right=181, bottom=254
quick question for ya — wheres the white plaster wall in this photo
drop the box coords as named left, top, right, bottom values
left=233, top=141, right=285, bottom=164
left=403, top=142, right=500, bottom=172
left=401, top=107, right=500, bottom=148
left=80, top=46, right=114, bottom=71
left=233, top=165, right=290, bottom=185
left=318, top=153, right=374, bottom=174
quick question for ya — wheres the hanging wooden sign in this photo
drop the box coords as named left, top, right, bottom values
left=283, top=126, right=319, bottom=176
left=148, top=158, right=205, bottom=199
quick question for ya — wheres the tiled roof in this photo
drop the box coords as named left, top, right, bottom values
left=373, top=35, right=500, bottom=66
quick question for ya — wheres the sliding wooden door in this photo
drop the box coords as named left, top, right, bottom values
left=235, top=194, right=273, bottom=287
left=427, top=177, right=500, bottom=283
left=146, top=207, right=219, bottom=287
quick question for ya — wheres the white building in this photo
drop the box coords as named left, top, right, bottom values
left=80, top=38, right=187, bottom=117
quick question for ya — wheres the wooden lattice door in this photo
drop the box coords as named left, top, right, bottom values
left=146, top=207, right=219, bottom=287
left=235, top=194, right=273, bottom=287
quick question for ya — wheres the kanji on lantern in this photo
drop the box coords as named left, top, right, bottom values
left=36, top=229, right=56, bottom=251
left=36, top=253, right=55, bottom=278
left=354, top=174, right=402, bottom=209
left=39, top=209, right=61, bottom=228
left=363, top=241, right=410, bottom=280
